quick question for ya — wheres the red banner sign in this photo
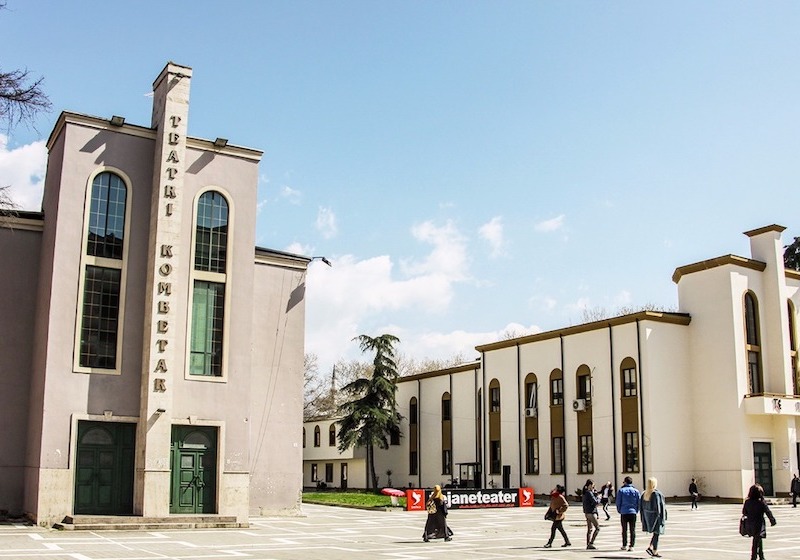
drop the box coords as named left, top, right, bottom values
left=406, top=487, right=534, bottom=510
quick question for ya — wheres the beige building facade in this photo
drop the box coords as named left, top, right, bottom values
left=0, top=63, right=307, bottom=526
left=314, top=225, right=800, bottom=501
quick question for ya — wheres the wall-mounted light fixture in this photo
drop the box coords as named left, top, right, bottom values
left=155, top=408, right=166, bottom=415
left=311, top=256, right=332, bottom=266
left=110, top=115, right=125, bottom=127
left=213, top=137, right=228, bottom=148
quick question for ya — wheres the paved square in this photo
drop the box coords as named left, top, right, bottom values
left=1, top=502, right=800, bottom=559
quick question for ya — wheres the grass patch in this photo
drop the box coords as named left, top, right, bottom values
left=303, top=491, right=406, bottom=508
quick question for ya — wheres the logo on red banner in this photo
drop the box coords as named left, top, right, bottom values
left=406, top=487, right=535, bottom=510
left=406, top=489, right=426, bottom=511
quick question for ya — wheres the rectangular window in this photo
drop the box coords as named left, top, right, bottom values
left=526, top=438, right=539, bottom=474
left=442, top=449, right=452, bottom=475
left=579, top=434, right=594, bottom=474
left=410, top=451, right=418, bottom=475
left=189, top=280, right=225, bottom=376
left=552, top=437, right=565, bottom=474
left=311, top=463, right=318, bottom=482
left=748, top=350, right=762, bottom=394
left=325, top=463, right=334, bottom=483
left=551, top=378, right=563, bottom=405
left=490, top=387, right=501, bottom=412
left=624, top=432, right=639, bottom=472
left=490, top=440, right=501, bottom=474
left=79, top=265, right=121, bottom=369
left=390, top=428, right=400, bottom=445
left=442, top=399, right=452, bottom=421
left=623, top=367, right=637, bottom=397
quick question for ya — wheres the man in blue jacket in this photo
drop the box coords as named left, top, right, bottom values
left=616, top=476, right=641, bottom=551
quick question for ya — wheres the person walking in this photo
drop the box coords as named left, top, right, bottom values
left=640, top=477, right=667, bottom=557
left=422, top=485, right=452, bottom=542
left=742, top=483, right=776, bottom=560
left=600, top=481, right=615, bottom=520
left=544, top=485, right=572, bottom=548
left=689, top=477, right=699, bottom=509
left=616, top=476, right=640, bottom=551
left=790, top=474, right=800, bottom=508
left=582, top=479, right=601, bottom=550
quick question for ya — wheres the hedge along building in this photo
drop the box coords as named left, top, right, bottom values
left=0, top=62, right=308, bottom=526
left=370, top=225, right=800, bottom=501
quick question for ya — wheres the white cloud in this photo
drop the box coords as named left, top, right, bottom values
left=401, top=220, right=469, bottom=281
left=305, top=220, right=472, bottom=372
left=529, top=294, right=558, bottom=312
left=256, top=198, right=268, bottom=214
left=613, top=290, right=633, bottom=307
left=0, top=135, right=47, bottom=211
left=279, top=185, right=302, bottom=205
left=534, top=214, right=565, bottom=233
left=478, top=216, right=506, bottom=257
left=315, top=206, right=338, bottom=239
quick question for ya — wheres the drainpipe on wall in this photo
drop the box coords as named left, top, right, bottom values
left=482, top=351, right=488, bottom=489
left=418, top=379, right=422, bottom=488
left=609, top=325, right=619, bottom=491
left=517, top=343, right=524, bottom=488
left=560, top=334, right=567, bottom=493
left=636, top=319, right=647, bottom=486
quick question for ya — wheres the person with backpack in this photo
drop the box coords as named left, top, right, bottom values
left=742, top=483, right=776, bottom=560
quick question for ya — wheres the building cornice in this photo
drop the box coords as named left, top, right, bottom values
left=474, top=311, right=691, bottom=353
left=398, top=361, right=481, bottom=384
left=254, top=247, right=311, bottom=271
left=672, top=254, right=767, bottom=284
left=46, top=111, right=263, bottom=162
left=743, top=224, right=786, bottom=237
left=0, top=214, right=44, bottom=231
left=786, top=269, right=800, bottom=281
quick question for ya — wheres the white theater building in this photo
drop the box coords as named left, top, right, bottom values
left=308, top=225, right=800, bottom=501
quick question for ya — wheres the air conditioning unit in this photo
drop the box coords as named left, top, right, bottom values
left=525, top=407, right=537, bottom=418
left=572, top=398, right=586, bottom=412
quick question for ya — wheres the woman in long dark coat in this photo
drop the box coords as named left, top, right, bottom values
left=742, top=484, right=776, bottom=560
left=423, top=485, right=452, bottom=542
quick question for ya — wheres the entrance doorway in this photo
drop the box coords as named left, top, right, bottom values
left=74, top=421, right=135, bottom=515
left=753, top=442, right=774, bottom=496
left=170, top=425, right=218, bottom=514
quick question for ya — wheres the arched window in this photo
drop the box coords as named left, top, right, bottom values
left=189, top=190, right=230, bottom=377
left=549, top=369, right=563, bottom=406
left=329, top=424, right=336, bottom=446
left=441, top=392, right=452, bottom=475
left=745, top=292, right=763, bottom=394
left=313, top=425, right=321, bottom=447
left=489, top=379, right=501, bottom=413
left=619, top=357, right=639, bottom=472
left=76, top=170, right=129, bottom=372
left=302, top=427, right=306, bottom=448
left=789, top=300, right=798, bottom=395
left=524, top=373, right=539, bottom=474
left=409, top=397, right=419, bottom=475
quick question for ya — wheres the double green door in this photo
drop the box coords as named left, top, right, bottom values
left=74, top=421, right=135, bottom=515
left=170, top=425, right=217, bottom=514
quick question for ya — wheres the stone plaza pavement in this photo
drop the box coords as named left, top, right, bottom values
left=2, top=501, right=800, bottom=560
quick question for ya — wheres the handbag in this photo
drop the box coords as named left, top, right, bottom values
left=427, top=500, right=437, bottom=515
left=739, top=515, right=749, bottom=537
left=544, top=507, right=556, bottom=521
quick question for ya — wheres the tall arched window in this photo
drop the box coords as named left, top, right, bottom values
left=619, top=357, right=639, bottom=472
left=745, top=292, right=763, bottom=394
left=488, top=379, right=501, bottom=474
left=524, top=373, right=539, bottom=474
left=313, top=425, right=321, bottom=447
left=329, top=424, right=336, bottom=446
left=441, top=392, right=452, bottom=475
left=789, top=300, right=798, bottom=395
left=76, top=170, right=129, bottom=372
left=189, top=190, right=230, bottom=377
left=409, top=397, right=419, bottom=475
left=549, top=369, right=564, bottom=475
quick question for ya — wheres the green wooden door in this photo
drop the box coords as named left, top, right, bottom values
left=74, top=421, right=135, bottom=515
left=170, top=426, right=217, bottom=514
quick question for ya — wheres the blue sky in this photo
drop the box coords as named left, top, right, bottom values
left=3, top=1, right=800, bottom=372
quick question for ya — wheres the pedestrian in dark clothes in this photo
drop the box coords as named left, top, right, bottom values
left=689, top=477, right=699, bottom=509
left=742, top=483, right=776, bottom=560
left=423, top=485, right=452, bottom=542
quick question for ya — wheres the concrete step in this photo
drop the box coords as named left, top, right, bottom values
left=55, top=515, right=246, bottom=531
